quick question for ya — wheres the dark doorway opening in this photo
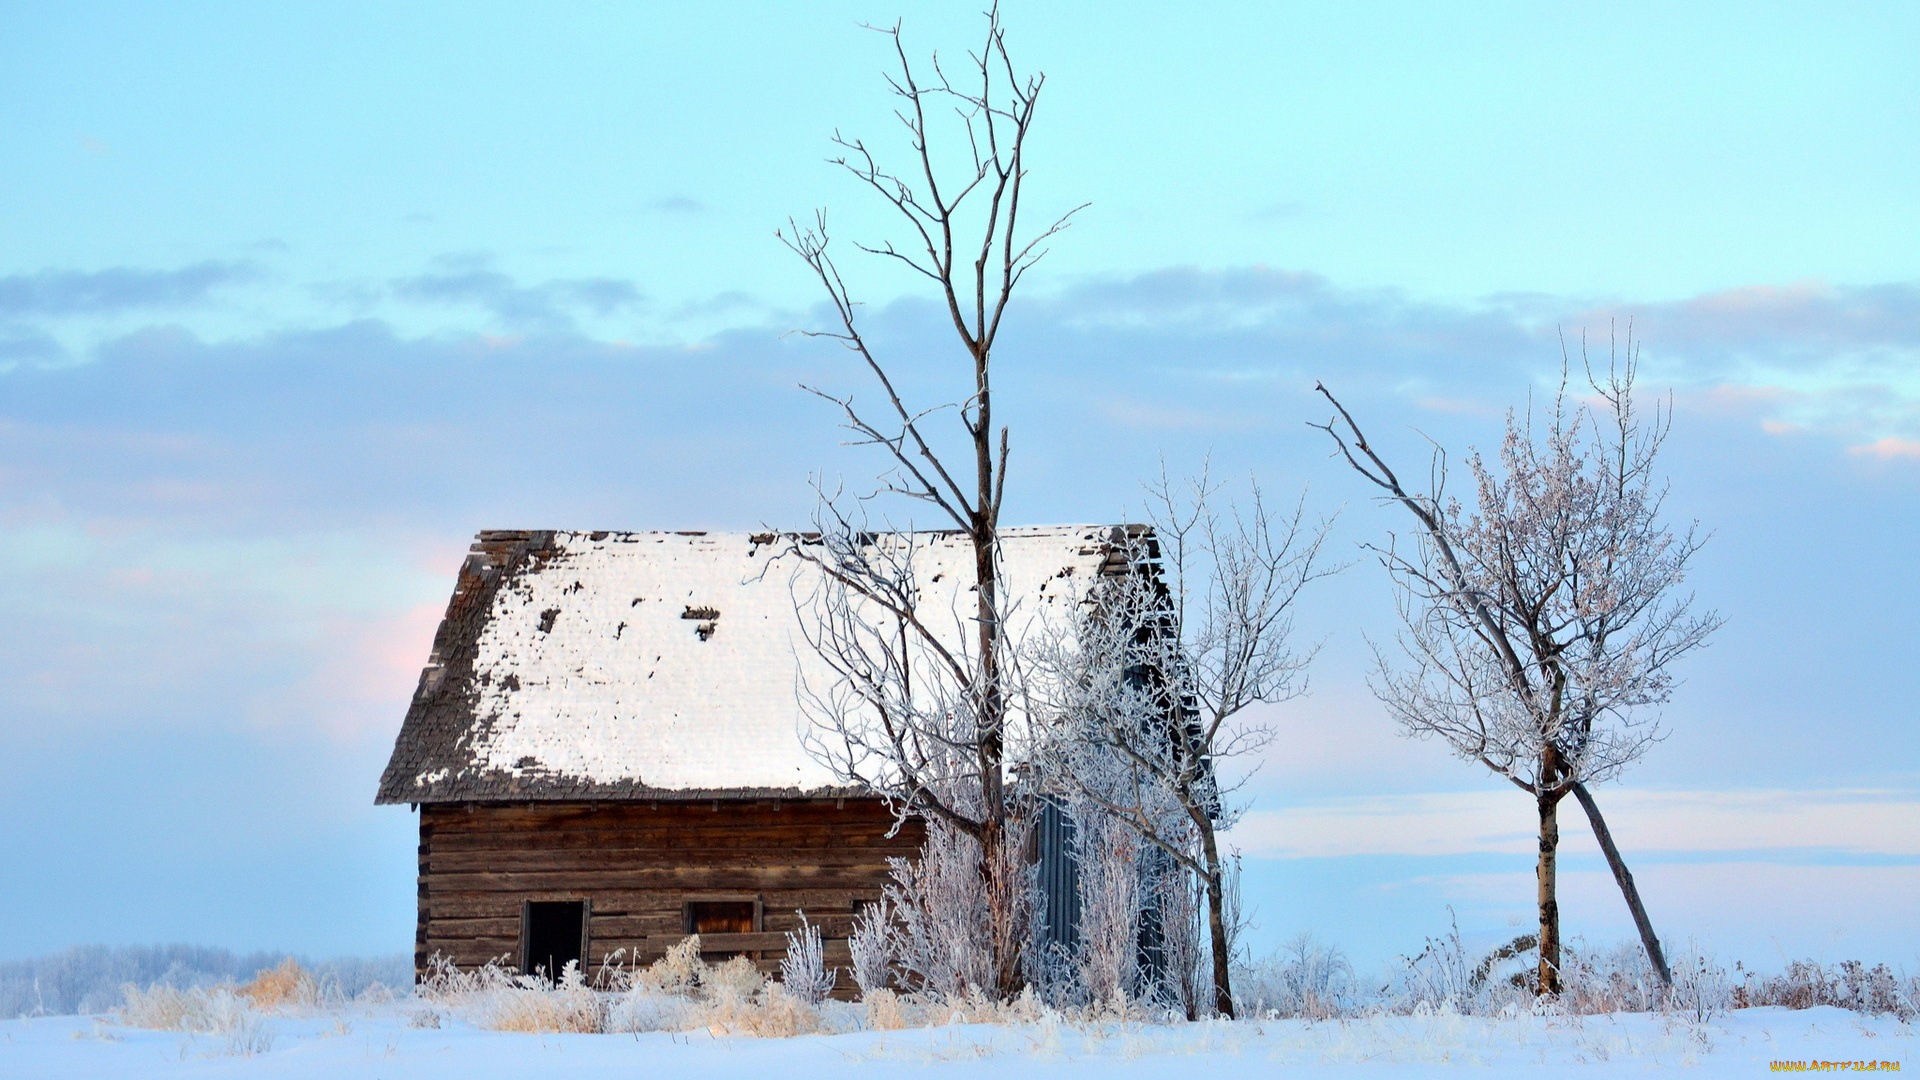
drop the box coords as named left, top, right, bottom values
left=522, top=900, right=587, bottom=982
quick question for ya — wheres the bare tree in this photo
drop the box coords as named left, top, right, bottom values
left=1312, top=338, right=1719, bottom=994
left=777, top=5, right=1082, bottom=998
left=1038, top=471, right=1334, bottom=1017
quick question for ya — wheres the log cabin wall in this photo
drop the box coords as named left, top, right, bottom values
left=416, top=797, right=923, bottom=992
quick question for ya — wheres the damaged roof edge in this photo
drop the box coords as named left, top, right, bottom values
left=376, top=525, right=1132, bottom=806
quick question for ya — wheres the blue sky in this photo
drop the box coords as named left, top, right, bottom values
left=2, top=1, right=1916, bottom=974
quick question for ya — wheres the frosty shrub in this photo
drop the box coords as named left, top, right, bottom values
left=417, top=955, right=605, bottom=1033
left=883, top=818, right=993, bottom=999
left=605, top=988, right=700, bottom=1034
left=847, top=900, right=895, bottom=998
left=1074, top=812, right=1141, bottom=1007
left=862, top=987, right=909, bottom=1030
left=0, top=944, right=406, bottom=1019
left=1558, top=939, right=1665, bottom=1015
left=780, top=913, right=837, bottom=1005
left=1235, top=933, right=1358, bottom=1019
left=704, top=956, right=768, bottom=1003
left=236, top=958, right=323, bottom=1009
left=481, top=961, right=605, bottom=1034
left=421, top=947, right=722, bottom=1036
left=115, top=984, right=276, bottom=1056
left=1665, top=941, right=1732, bottom=1024
left=1391, top=917, right=1475, bottom=1012
left=1383, top=916, right=1547, bottom=1016
left=1736, top=959, right=1917, bottom=1020
left=631, top=936, right=705, bottom=996
left=1150, top=860, right=1207, bottom=1018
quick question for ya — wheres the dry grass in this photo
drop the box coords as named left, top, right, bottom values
left=417, top=935, right=1920, bottom=1042
left=236, top=958, right=323, bottom=1009
left=424, top=940, right=1086, bottom=1038
left=418, top=955, right=605, bottom=1033
left=1735, top=959, right=1918, bottom=1019
left=108, top=955, right=398, bottom=1058
left=114, top=984, right=277, bottom=1056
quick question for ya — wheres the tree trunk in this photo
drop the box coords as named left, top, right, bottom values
left=1569, top=781, right=1672, bottom=989
left=980, top=816, right=1026, bottom=997
left=1199, top=821, right=1234, bottom=1017
left=973, top=471, right=1019, bottom=996
left=1536, top=789, right=1564, bottom=995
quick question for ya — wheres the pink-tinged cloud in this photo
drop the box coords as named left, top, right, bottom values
left=1582, top=279, right=1920, bottom=353
left=1693, top=383, right=1796, bottom=415
left=248, top=601, right=445, bottom=744
left=1849, top=437, right=1920, bottom=460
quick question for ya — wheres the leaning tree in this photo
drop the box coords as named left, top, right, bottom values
left=1314, top=340, right=1719, bottom=994
left=777, top=5, right=1083, bottom=998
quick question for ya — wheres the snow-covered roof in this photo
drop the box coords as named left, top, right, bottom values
left=376, top=526, right=1125, bottom=804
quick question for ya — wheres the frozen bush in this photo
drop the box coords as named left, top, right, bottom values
left=417, top=955, right=605, bottom=1033
left=1236, top=933, right=1358, bottom=1019
left=704, top=956, right=767, bottom=1003
left=1666, top=940, right=1732, bottom=1024
left=634, top=936, right=705, bottom=996
left=1559, top=939, right=1664, bottom=1014
left=884, top=819, right=992, bottom=998
left=780, top=913, right=837, bottom=1005
left=847, top=900, right=896, bottom=999
left=1736, top=958, right=1917, bottom=1019
left=1074, top=813, right=1141, bottom=1007
left=236, top=958, right=322, bottom=1009
left=863, top=987, right=909, bottom=1030
left=1, top=945, right=406, bottom=1019
left=606, top=989, right=699, bottom=1033
left=1390, top=915, right=1475, bottom=1012
left=114, top=984, right=277, bottom=1055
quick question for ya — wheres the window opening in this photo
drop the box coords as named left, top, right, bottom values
left=685, top=899, right=760, bottom=961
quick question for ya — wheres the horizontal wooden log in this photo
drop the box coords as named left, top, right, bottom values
left=422, top=802, right=908, bottom=835
left=423, top=916, right=519, bottom=938
left=426, top=848, right=903, bottom=874
left=416, top=800, right=920, bottom=964
left=655, top=932, right=790, bottom=951
left=422, top=935, right=518, bottom=957
left=428, top=824, right=919, bottom=854
left=428, top=866, right=894, bottom=893
left=426, top=888, right=885, bottom=922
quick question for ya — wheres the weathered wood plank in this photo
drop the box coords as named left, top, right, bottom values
left=427, top=888, right=884, bottom=922
left=426, top=848, right=903, bottom=874
left=428, top=860, right=890, bottom=887
left=429, top=829, right=917, bottom=856
left=416, top=800, right=920, bottom=981
left=648, top=932, right=791, bottom=951
left=422, top=801, right=904, bottom=834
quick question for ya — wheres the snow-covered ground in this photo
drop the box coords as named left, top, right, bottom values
left=2, top=1003, right=1908, bottom=1078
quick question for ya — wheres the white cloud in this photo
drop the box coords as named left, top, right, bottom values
left=1850, top=436, right=1920, bottom=460
left=1228, top=787, right=1920, bottom=859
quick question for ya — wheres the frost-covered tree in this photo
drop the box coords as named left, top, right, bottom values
left=779, top=5, right=1082, bottom=998
left=1314, top=341, right=1719, bottom=994
left=1038, top=472, right=1333, bottom=1016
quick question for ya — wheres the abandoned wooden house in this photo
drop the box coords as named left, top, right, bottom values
left=375, top=526, right=1133, bottom=988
